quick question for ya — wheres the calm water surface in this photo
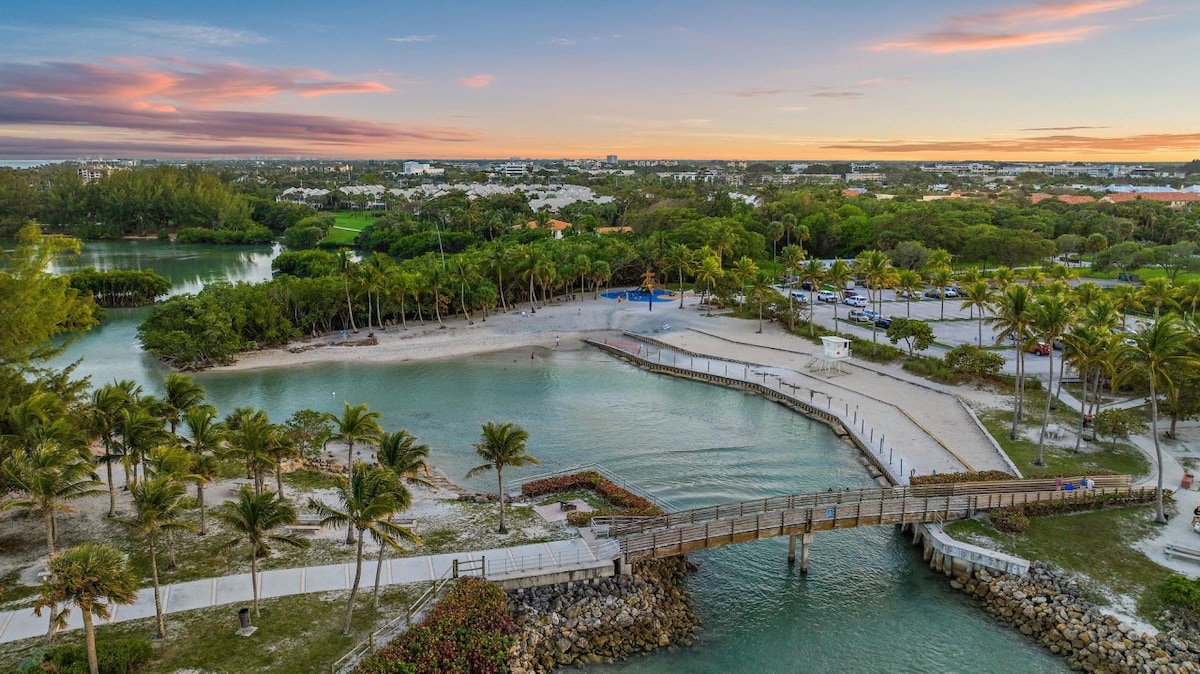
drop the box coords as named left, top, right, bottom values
left=53, top=242, right=1064, bottom=673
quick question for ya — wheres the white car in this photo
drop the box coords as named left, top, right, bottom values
left=843, top=295, right=867, bottom=307
left=816, top=290, right=838, bottom=303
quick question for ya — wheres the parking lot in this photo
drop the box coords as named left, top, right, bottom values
left=789, top=286, right=1026, bottom=373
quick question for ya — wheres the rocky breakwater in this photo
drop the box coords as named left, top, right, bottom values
left=507, top=558, right=699, bottom=673
left=956, top=562, right=1200, bottom=672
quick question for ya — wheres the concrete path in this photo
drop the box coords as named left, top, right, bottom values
left=0, top=538, right=603, bottom=644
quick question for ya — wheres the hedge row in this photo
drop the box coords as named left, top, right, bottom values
left=356, top=578, right=516, bottom=674
left=989, top=490, right=1163, bottom=534
left=910, top=470, right=1015, bottom=485
left=521, top=470, right=664, bottom=526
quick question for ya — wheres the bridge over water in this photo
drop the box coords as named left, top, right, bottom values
left=596, top=476, right=1143, bottom=572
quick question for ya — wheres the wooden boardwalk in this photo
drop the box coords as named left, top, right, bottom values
left=599, top=477, right=1143, bottom=562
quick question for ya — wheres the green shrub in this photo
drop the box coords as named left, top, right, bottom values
left=1160, top=575, right=1200, bottom=614
left=944, top=344, right=1006, bottom=378
left=847, top=336, right=903, bottom=363
left=356, top=578, right=515, bottom=674
left=988, top=490, right=1161, bottom=533
left=41, top=637, right=153, bottom=674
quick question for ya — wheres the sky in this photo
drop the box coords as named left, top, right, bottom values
left=2, top=0, right=1199, bottom=162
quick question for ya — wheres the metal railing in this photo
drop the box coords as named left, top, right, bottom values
left=330, top=565, right=456, bottom=674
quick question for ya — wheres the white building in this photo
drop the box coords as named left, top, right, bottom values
left=402, top=161, right=444, bottom=176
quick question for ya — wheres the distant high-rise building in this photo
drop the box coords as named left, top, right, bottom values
left=606, top=154, right=618, bottom=164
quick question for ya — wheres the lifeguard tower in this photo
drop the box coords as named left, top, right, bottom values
left=806, top=336, right=851, bottom=376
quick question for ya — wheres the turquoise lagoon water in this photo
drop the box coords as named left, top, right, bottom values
left=50, top=242, right=1063, bottom=673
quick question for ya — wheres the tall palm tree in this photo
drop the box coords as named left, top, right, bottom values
left=465, top=422, right=540, bottom=534
left=990, top=284, right=1035, bottom=440
left=1118, top=317, right=1200, bottom=523
left=663, top=244, right=695, bottom=309
left=799, top=258, right=826, bottom=335
left=991, top=266, right=1016, bottom=290
left=326, top=402, right=383, bottom=542
left=779, top=244, right=806, bottom=327
left=181, top=405, right=225, bottom=536
left=694, top=256, right=723, bottom=315
left=1061, top=325, right=1107, bottom=453
left=224, top=410, right=280, bottom=496
left=34, top=543, right=138, bottom=674
left=376, top=429, right=433, bottom=487
left=928, top=265, right=955, bottom=319
left=855, top=250, right=895, bottom=351
left=143, top=444, right=202, bottom=570
left=336, top=248, right=358, bottom=333
left=1111, top=284, right=1142, bottom=329
left=895, top=269, right=923, bottom=318
left=1031, top=295, right=1075, bottom=466
left=825, top=259, right=854, bottom=334
left=747, top=270, right=775, bottom=334
left=159, top=373, right=205, bottom=436
left=116, top=405, right=169, bottom=490
left=84, top=384, right=131, bottom=518
left=730, top=256, right=758, bottom=304
left=214, top=489, right=308, bottom=617
left=2, top=442, right=104, bottom=559
left=1175, top=279, right=1200, bottom=318
left=960, top=280, right=996, bottom=346
left=310, top=466, right=420, bottom=633
left=1073, top=281, right=1104, bottom=309
left=122, top=476, right=194, bottom=638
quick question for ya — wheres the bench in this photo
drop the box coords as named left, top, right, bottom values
left=296, top=514, right=322, bottom=525
left=559, top=501, right=578, bottom=513
left=286, top=524, right=322, bottom=535
left=390, top=517, right=418, bottom=529
left=1165, top=544, right=1200, bottom=563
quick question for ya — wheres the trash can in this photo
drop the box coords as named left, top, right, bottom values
left=238, top=608, right=251, bottom=629
left=1182, top=474, right=1194, bottom=490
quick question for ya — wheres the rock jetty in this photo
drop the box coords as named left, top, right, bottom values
left=956, top=562, right=1200, bottom=672
left=507, top=558, right=698, bottom=673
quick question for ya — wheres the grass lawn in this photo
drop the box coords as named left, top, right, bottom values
left=320, top=210, right=377, bottom=246
left=945, top=505, right=1171, bottom=621
left=980, top=407, right=1150, bottom=479
left=0, top=585, right=421, bottom=674
left=1081, top=267, right=1200, bottom=284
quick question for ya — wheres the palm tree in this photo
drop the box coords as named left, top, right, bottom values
left=855, top=250, right=895, bottom=351
left=310, top=466, right=420, bottom=633
left=747, top=270, right=776, bottom=334
left=159, top=373, right=205, bottom=436
left=730, top=256, right=758, bottom=305
left=1074, top=281, right=1105, bottom=309
left=376, top=429, right=433, bottom=487
left=85, top=383, right=134, bottom=518
left=181, top=405, right=225, bottom=535
left=779, top=244, right=806, bottom=327
left=116, top=405, right=169, bottom=490
left=960, top=280, right=995, bottom=346
left=34, top=543, right=138, bottom=674
left=1061, top=325, right=1108, bottom=453
left=1118, top=317, right=1200, bottom=523
left=928, top=265, right=954, bottom=319
left=465, top=422, right=540, bottom=534
left=143, top=445, right=202, bottom=570
left=799, top=258, right=826, bottom=335
left=1111, top=284, right=1142, bottom=329
left=1175, top=279, right=1200, bottom=318
left=326, top=402, right=383, bottom=542
left=2, top=442, right=104, bottom=559
left=1031, top=295, right=1075, bottom=466
left=122, top=476, right=194, bottom=638
left=663, top=244, right=695, bottom=309
left=1138, top=277, right=1177, bottom=318
left=336, top=248, right=358, bottom=333
left=825, top=259, right=854, bottom=334
left=990, top=284, right=1035, bottom=440
left=224, top=410, right=280, bottom=496
left=694, top=256, right=723, bottom=315
left=991, top=266, right=1016, bottom=290
left=895, top=269, right=923, bottom=318
left=214, top=489, right=308, bottom=617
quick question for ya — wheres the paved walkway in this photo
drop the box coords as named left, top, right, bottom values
left=0, top=538, right=604, bottom=644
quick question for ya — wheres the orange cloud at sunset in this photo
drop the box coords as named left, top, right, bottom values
left=457, top=74, right=494, bottom=88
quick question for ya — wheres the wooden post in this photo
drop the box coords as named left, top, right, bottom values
left=788, top=534, right=797, bottom=564
left=799, top=532, right=814, bottom=574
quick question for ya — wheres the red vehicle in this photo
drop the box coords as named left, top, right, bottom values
left=1029, top=342, right=1051, bottom=356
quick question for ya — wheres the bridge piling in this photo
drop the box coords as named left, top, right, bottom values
left=799, top=532, right=814, bottom=574
left=787, top=534, right=797, bottom=564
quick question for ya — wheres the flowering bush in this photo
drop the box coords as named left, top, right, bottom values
left=522, top=471, right=664, bottom=525
left=355, top=578, right=516, bottom=674
left=910, top=470, right=1014, bottom=485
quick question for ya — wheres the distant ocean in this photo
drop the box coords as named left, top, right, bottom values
left=0, top=160, right=64, bottom=168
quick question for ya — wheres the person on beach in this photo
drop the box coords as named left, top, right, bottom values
left=555, top=336, right=560, bottom=348
left=1055, top=475, right=1063, bottom=491
left=530, top=351, right=535, bottom=361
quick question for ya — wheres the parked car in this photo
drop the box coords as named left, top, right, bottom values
left=924, top=289, right=941, bottom=299
left=874, top=316, right=893, bottom=329
left=849, top=309, right=874, bottom=323
left=843, top=295, right=867, bottom=308
left=789, top=291, right=809, bottom=304
left=817, top=289, right=837, bottom=303
left=896, top=289, right=921, bottom=300
left=943, top=288, right=960, bottom=298
left=843, top=289, right=861, bottom=299
left=800, top=280, right=813, bottom=291
left=1029, top=342, right=1051, bottom=356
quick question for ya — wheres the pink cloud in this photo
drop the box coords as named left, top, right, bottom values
left=728, top=88, right=787, bottom=98
left=457, top=74, right=494, bottom=88
left=870, top=0, right=1142, bottom=53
